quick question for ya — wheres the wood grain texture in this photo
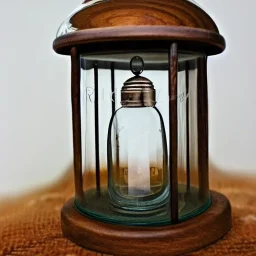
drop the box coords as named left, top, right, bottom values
left=53, top=26, right=225, bottom=56
left=61, top=191, right=232, bottom=256
left=73, top=0, right=218, bottom=32
left=71, top=47, right=84, bottom=201
left=54, top=0, right=225, bottom=56
left=197, top=56, right=209, bottom=200
left=185, top=61, right=191, bottom=193
left=93, top=64, right=101, bottom=192
left=169, top=43, right=179, bottom=224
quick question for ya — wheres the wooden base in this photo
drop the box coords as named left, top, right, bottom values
left=61, top=191, right=231, bottom=256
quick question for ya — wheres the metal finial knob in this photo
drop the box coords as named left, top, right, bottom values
left=130, top=56, right=144, bottom=76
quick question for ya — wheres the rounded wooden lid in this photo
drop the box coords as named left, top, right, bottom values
left=53, top=0, right=225, bottom=55
left=72, top=0, right=218, bottom=32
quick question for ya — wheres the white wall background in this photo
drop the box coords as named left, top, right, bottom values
left=1, top=0, right=255, bottom=196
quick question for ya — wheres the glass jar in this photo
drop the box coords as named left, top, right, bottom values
left=107, top=60, right=169, bottom=214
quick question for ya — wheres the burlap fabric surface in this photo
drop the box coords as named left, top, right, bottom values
left=0, top=168, right=255, bottom=256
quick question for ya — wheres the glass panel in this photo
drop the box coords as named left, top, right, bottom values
left=177, top=70, right=187, bottom=211
left=177, top=58, right=211, bottom=221
left=188, top=64, right=199, bottom=188
left=77, top=51, right=210, bottom=226
left=81, top=65, right=96, bottom=191
left=81, top=65, right=112, bottom=192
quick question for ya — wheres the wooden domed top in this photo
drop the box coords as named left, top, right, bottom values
left=71, top=0, right=218, bottom=32
left=53, top=0, right=225, bottom=55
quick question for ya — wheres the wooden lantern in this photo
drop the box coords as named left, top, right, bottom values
left=53, top=0, right=231, bottom=255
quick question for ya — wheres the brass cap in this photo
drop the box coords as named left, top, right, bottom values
left=121, top=76, right=156, bottom=107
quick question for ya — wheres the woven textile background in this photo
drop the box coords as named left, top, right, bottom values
left=0, top=167, right=255, bottom=256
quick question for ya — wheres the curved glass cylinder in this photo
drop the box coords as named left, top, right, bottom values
left=107, top=107, right=168, bottom=214
left=73, top=51, right=210, bottom=226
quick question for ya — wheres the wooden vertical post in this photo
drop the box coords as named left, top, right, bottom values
left=94, top=64, right=101, bottom=192
left=111, top=63, right=116, bottom=116
left=169, top=43, right=179, bottom=224
left=197, top=56, right=209, bottom=200
left=185, top=62, right=191, bottom=193
left=71, top=47, right=83, bottom=200
left=110, top=63, right=120, bottom=176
